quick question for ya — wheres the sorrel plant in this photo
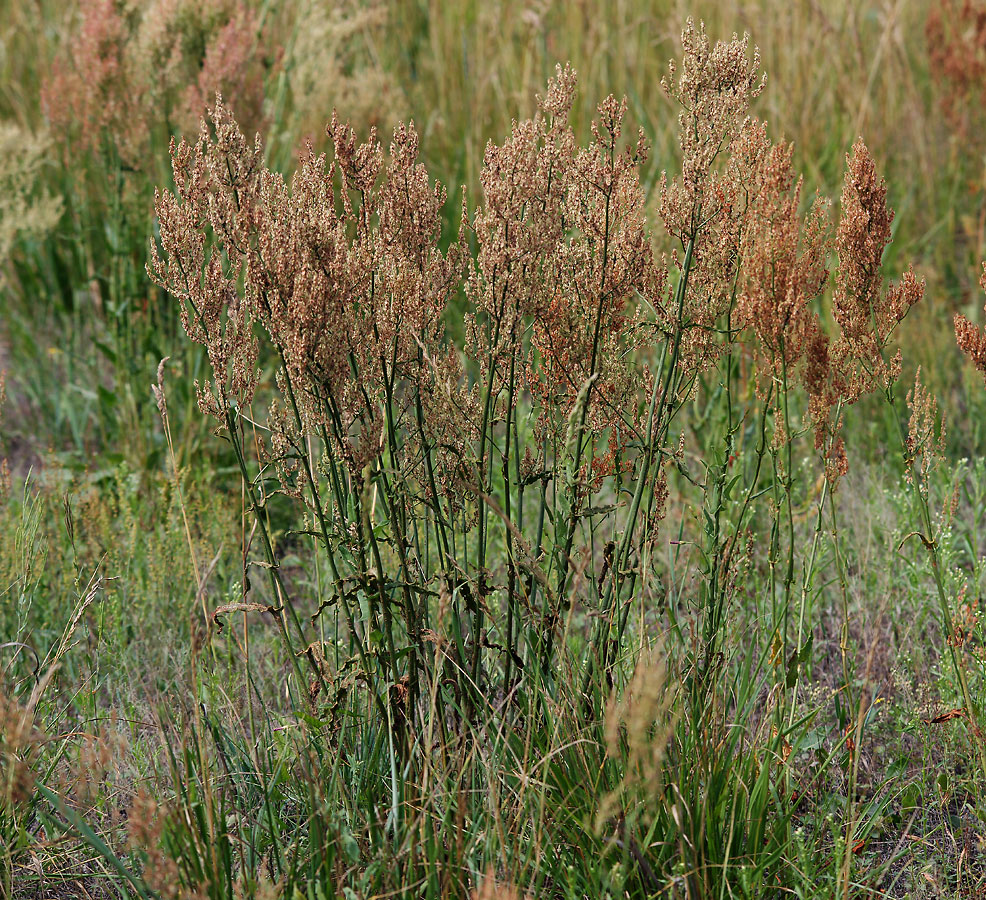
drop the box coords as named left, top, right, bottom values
left=118, top=18, right=986, bottom=896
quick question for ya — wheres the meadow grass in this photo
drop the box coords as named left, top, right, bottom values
left=3, top=3, right=986, bottom=899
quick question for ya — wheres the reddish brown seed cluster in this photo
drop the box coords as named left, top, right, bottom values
left=151, top=22, right=931, bottom=510
left=182, top=3, right=265, bottom=139
left=806, top=140, right=924, bottom=478
left=954, top=263, right=986, bottom=384
left=149, top=96, right=465, bottom=493
left=655, top=24, right=923, bottom=481
left=459, top=62, right=656, bottom=460
left=148, top=100, right=263, bottom=422
left=658, top=22, right=766, bottom=372
left=831, top=140, right=923, bottom=402
left=43, top=0, right=144, bottom=162
left=736, top=128, right=831, bottom=409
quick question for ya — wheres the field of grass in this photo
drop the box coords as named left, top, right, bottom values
left=4, top=1, right=986, bottom=898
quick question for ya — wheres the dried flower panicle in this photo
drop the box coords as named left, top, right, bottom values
left=181, top=2, right=266, bottom=139
left=537, top=61, right=579, bottom=119
left=661, top=19, right=765, bottom=218
left=526, top=92, right=655, bottom=437
left=151, top=92, right=464, bottom=492
left=659, top=21, right=766, bottom=371
left=464, top=62, right=576, bottom=407
left=287, top=115, right=460, bottom=478
left=600, top=650, right=675, bottom=826
left=356, top=118, right=461, bottom=393
left=151, top=356, right=171, bottom=420
left=659, top=32, right=919, bottom=484
left=736, top=130, right=832, bottom=399
left=42, top=0, right=145, bottom=163
left=954, top=262, right=986, bottom=384
left=905, top=367, right=946, bottom=493
left=460, top=61, right=656, bottom=509
left=831, top=140, right=923, bottom=400
left=804, top=140, right=924, bottom=480
left=148, top=99, right=263, bottom=422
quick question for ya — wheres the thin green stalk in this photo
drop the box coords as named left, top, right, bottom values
left=554, top=153, right=614, bottom=607
left=583, top=234, right=695, bottom=695
left=887, top=391, right=986, bottom=774
left=224, top=408, right=312, bottom=701
left=502, top=325, right=519, bottom=696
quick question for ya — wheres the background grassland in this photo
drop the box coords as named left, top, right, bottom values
left=3, top=2, right=986, bottom=899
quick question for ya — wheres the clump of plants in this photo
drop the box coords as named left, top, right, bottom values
left=7, top=16, right=986, bottom=900
left=114, top=19, right=986, bottom=897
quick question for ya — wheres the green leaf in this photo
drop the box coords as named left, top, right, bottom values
left=98, top=384, right=117, bottom=410
left=798, top=633, right=813, bottom=664
left=93, top=340, right=118, bottom=364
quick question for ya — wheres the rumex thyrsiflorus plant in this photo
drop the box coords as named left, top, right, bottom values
left=7, top=8, right=986, bottom=897
left=136, top=18, right=986, bottom=895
